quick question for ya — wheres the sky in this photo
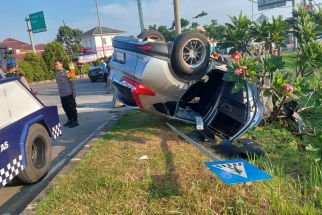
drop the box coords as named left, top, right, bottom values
left=0, top=0, right=321, bottom=45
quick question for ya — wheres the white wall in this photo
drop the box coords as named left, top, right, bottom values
left=81, top=34, right=120, bottom=58
left=94, top=35, right=113, bottom=47
left=81, top=37, right=96, bottom=52
left=94, top=35, right=116, bottom=58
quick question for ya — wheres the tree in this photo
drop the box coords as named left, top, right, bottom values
left=221, top=12, right=253, bottom=54
left=222, top=6, right=321, bottom=130
left=43, top=41, right=70, bottom=75
left=190, top=22, right=199, bottom=30
left=211, top=19, right=218, bottom=25
left=171, top=18, right=190, bottom=31
left=18, top=53, right=49, bottom=81
left=204, top=23, right=226, bottom=41
left=292, top=6, right=322, bottom=113
left=149, top=18, right=225, bottom=42
left=57, top=26, right=83, bottom=58
left=148, top=25, right=176, bottom=41
left=253, top=16, right=288, bottom=56
left=293, top=7, right=322, bottom=77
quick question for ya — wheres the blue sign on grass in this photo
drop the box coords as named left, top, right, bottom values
left=205, top=159, right=273, bottom=185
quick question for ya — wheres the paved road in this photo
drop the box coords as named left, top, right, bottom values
left=0, top=78, right=125, bottom=214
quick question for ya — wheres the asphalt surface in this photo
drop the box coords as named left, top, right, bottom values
left=0, top=78, right=125, bottom=214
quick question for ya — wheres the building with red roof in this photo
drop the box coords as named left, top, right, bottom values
left=0, top=38, right=46, bottom=66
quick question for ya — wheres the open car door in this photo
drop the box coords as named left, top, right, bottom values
left=204, top=81, right=263, bottom=142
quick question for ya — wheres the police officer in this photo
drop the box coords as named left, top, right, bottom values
left=54, top=59, right=79, bottom=128
left=5, top=58, right=33, bottom=91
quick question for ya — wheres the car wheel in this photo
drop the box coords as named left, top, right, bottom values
left=171, top=31, right=210, bottom=81
left=137, top=30, right=166, bottom=42
left=18, top=123, right=52, bottom=184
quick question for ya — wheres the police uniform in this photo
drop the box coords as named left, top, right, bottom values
left=55, top=69, right=78, bottom=127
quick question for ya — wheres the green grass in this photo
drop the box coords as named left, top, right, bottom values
left=35, top=111, right=321, bottom=215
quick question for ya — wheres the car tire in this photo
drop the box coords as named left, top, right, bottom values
left=137, top=30, right=166, bottom=42
left=171, top=31, right=210, bottom=81
left=18, top=123, right=52, bottom=184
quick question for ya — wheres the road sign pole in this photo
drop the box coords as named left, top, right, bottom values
left=25, top=17, right=36, bottom=54
left=173, top=0, right=181, bottom=35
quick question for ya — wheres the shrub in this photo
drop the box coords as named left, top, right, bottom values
left=75, top=62, right=90, bottom=75
left=18, top=53, right=50, bottom=81
left=82, top=63, right=91, bottom=73
left=93, top=59, right=101, bottom=67
left=221, top=6, right=321, bottom=162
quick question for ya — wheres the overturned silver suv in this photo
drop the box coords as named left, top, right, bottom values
left=110, top=30, right=263, bottom=143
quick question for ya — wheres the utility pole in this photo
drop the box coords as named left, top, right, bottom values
left=173, top=0, right=181, bottom=35
left=292, top=0, right=298, bottom=51
left=252, top=0, right=254, bottom=22
left=95, top=0, right=106, bottom=58
left=137, top=0, right=145, bottom=32
left=25, top=17, right=36, bottom=54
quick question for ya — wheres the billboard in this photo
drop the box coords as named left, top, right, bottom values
left=258, top=0, right=287, bottom=11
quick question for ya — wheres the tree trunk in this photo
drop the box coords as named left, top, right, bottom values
left=261, top=77, right=274, bottom=120
left=271, top=95, right=286, bottom=122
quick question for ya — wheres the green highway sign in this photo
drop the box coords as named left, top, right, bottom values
left=29, top=11, right=47, bottom=33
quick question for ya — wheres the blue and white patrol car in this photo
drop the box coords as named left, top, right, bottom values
left=0, top=78, right=61, bottom=188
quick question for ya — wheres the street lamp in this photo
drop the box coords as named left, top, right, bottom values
left=95, top=0, right=106, bottom=58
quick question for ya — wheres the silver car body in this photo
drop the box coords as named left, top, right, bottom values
left=110, top=36, right=263, bottom=142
